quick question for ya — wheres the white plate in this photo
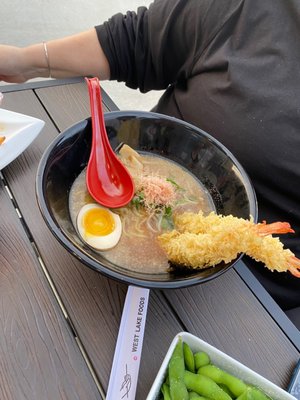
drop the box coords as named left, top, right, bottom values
left=0, top=108, right=45, bottom=170
left=146, top=332, right=297, bottom=400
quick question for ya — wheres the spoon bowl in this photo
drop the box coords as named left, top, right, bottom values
left=85, top=77, right=134, bottom=208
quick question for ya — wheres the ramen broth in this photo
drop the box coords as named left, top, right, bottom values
left=69, top=153, right=215, bottom=273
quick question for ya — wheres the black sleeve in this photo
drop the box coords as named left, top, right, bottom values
left=95, top=8, right=152, bottom=91
left=95, top=0, right=243, bottom=92
left=95, top=0, right=202, bottom=92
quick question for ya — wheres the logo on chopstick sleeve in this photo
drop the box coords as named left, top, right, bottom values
left=131, top=297, right=146, bottom=353
left=120, top=364, right=131, bottom=398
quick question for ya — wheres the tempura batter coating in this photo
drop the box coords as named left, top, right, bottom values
left=158, top=211, right=300, bottom=277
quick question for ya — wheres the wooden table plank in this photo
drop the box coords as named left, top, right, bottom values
left=36, top=81, right=91, bottom=131
left=34, top=81, right=117, bottom=131
left=0, top=178, right=100, bottom=400
left=1, top=85, right=185, bottom=399
left=235, top=261, right=300, bottom=351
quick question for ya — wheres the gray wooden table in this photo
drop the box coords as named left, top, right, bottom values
left=0, top=78, right=299, bottom=400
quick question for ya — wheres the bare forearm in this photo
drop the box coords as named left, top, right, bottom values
left=0, top=28, right=110, bottom=83
left=38, top=29, right=110, bottom=79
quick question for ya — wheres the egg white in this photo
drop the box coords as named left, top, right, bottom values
left=77, top=203, right=122, bottom=250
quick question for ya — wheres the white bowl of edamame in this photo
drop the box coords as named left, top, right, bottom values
left=146, top=332, right=296, bottom=400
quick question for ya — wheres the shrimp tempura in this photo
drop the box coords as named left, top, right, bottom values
left=157, top=211, right=300, bottom=277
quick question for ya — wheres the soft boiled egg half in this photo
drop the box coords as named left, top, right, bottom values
left=77, top=203, right=122, bottom=250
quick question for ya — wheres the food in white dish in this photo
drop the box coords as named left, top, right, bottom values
left=146, top=332, right=296, bottom=400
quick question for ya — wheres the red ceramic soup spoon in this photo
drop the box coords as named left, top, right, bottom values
left=85, top=77, right=134, bottom=208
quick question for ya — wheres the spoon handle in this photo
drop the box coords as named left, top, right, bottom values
left=86, top=77, right=110, bottom=155
left=106, top=285, right=150, bottom=400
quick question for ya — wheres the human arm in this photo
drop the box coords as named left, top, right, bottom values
left=0, top=28, right=110, bottom=83
left=0, top=0, right=199, bottom=86
left=0, top=0, right=239, bottom=87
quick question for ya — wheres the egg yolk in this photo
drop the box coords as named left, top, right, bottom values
left=83, top=208, right=115, bottom=236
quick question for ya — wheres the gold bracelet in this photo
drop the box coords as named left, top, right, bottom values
left=42, top=41, right=51, bottom=78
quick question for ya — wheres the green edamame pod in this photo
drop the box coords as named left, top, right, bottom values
left=194, top=352, right=210, bottom=369
left=184, top=370, right=232, bottom=400
left=169, top=338, right=189, bottom=400
left=198, top=364, right=247, bottom=397
left=189, top=391, right=210, bottom=399
left=251, top=387, right=272, bottom=400
left=235, top=390, right=248, bottom=400
left=161, top=382, right=171, bottom=400
left=183, top=342, right=195, bottom=372
left=219, top=384, right=234, bottom=398
left=236, top=386, right=272, bottom=400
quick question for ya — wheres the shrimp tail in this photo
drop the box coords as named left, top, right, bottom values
left=255, top=221, right=295, bottom=236
left=289, top=256, right=300, bottom=277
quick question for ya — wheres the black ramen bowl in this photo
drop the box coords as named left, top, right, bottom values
left=36, top=111, right=257, bottom=289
